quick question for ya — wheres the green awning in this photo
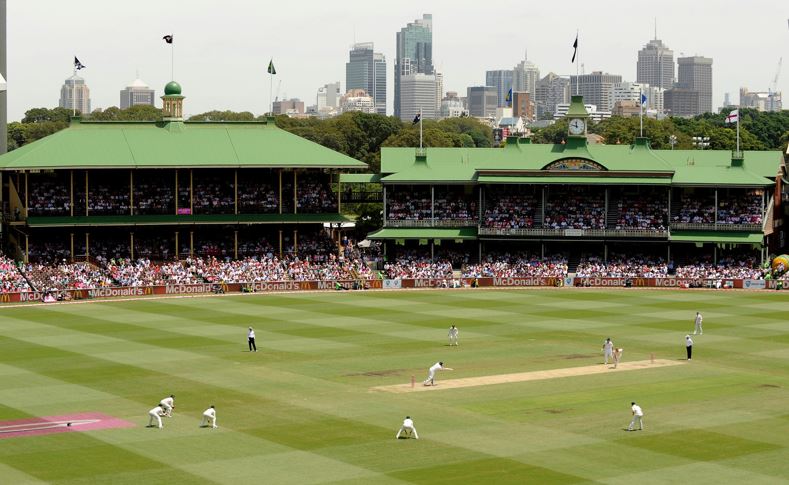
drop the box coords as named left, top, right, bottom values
left=340, top=173, right=382, bottom=183
left=477, top=175, right=671, bottom=185
left=670, top=231, right=763, bottom=244
left=368, top=227, right=477, bottom=240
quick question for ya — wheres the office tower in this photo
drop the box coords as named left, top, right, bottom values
left=535, top=72, right=570, bottom=118
left=440, top=91, right=466, bottom=118
left=677, top=56, right=713, bottom=114
left=636, top=38, right=674, bottom=91
left=395, top=14, right=433, bottom=119
left=664, top=88, right=699, bottom=117
left=611, top=81, right=664, bottom=113
left=120, top=78, right=155, bottom=109
left=486, top=70, right=513, bottom=108
left=340, top=89, right=376, bottom=114
left=59, top=74, right=91, bottom=115
left=739, top=88, right=782, bottom=112
left=400, top=73, right=438, bottom=121
left=317, top=82, right=342, bottom=110
left=513, top=52, right=540, bottom=95
left=512, top=92, right=534, bottom=120
left=466, top=86, right=497, bottom=118
left=346, top=42, right=387, bottom=115
left=0, top=0, right=6, bottom=153
left=569, top=71, right=622, bottom=111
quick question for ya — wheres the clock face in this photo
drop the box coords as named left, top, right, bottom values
left=569, top=118, right=585, bottom=135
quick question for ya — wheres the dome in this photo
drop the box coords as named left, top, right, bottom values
left=128, top=78, right=149, bottom=89
left=164, top=81, right=182, bottom=95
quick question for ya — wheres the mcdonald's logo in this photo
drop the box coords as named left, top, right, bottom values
left=0, top=293, right=11, bottom=303
left=220, top=283, right=229, bottom=293
left=143, top=287, right=153, bottom=295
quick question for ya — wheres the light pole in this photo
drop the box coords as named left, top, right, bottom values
left=692, top=136, right=710, bottom=150
left=669, top=134, right=677, bottom=150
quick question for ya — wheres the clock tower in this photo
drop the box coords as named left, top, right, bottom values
left=565, top=95, right=589, bottom=139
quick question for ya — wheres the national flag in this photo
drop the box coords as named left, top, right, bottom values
left=412, top=113, right=421, bottom=125
left=74, top=56, right=86, bottom=70
left=571, top=34, right=578, bottom=63
left=640, top=92, right=647, bottom=106
left=162, top=34, right=173, bottom=44
left=725, top=109, right=739, bottom=124
left=267, top=59, right=276, bottom=75
left=505, top=88, right=513, bottom=106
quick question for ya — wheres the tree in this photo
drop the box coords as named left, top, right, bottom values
left=188, top=110, right=255, bottom=121
left=22, top=107, right=72, bottom=124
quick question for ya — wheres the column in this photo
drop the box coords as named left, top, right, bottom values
left=85, top=171, right=89, bottom=216
left=190, top=231, right=194, bottom=257
left=278, top=229, right=283, bottom=258
left=175, top=169, right=179, bottom=214
left=431, top=186, right=435, bottom=226
left=337, top=175, right=342, bottom=214
left=130, top=232, right=135, bottom=260
left=667, top=188, right=671, bottom=229
left=430, top=241, right=434, bottom=261
left=478, top=241, right=482, bottom=262
left=337, top=226, right=342, bottom=258
left=70, top=170, right=74, bottom=217
left=234, top=170, right=238, bottom=215
left=70, top=233, right=74, bottom=261
left=278, top=169, right=283, bottom=214
left=175, top=231, right=179, bottom=259
left=293, top=171, right=298, bottom=214
left=604, top=244, right=608, bottom=263
left=25, top=234, right=29, bottom=263
left=293, top=229, right=298, bottom=255
left=85, top=233, right=90, bottom=258
left=604, top=188, right=609, bottom=228
left=24, top=172, right=28, bottom=215
left=478, top=186, right=483, bottom=226
left=234, top=230, right=238, bottom=259
left=129, top=170, right=134, bottom=215
left=189, top=169, right=194, bottom=214
left=714, top=189, right=718, bottom=225
left=383, top=186, right=387, bottom=226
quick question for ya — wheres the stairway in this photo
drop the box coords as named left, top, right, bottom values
left=607, top=193, right=621, bottom=228
left=567, top=252, right=581, bottom=274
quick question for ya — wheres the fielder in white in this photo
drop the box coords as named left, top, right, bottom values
left=627, top=402, right=644, bottom=431
left=602, top=338, right=614, bottom=364
left=423, top=361, right=453, bottom=386
left=148, top=405, right=165, bottom=429
left=448, top=325, right=459, bottom=346
left=395, top=416, right=419, bottom=439
left=612, top=348, right=623, bottom=369
left=159, top=394, right=175, bottom=417
left=693, top=312, right=703, bottom=335
left=200, top=405, right=217, bottom=428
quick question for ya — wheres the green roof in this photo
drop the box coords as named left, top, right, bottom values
left=380, top=139, right=779, bottom=187
left=26, top=213, right=350, bottom=227
left=339, top=173, right=382, bottom=183
left=0, top=120, right=367, bottom=170
left=164, top=81, right=182, bottom=95
left=670, top=231, right=764, bottom=245
left=477, top=175, right=670, bottom=185
left=368, top=227, right=477, bottom=240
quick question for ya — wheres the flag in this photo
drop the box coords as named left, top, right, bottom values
left=162, top=34, right=173, bottom=44
left=412, top=113, right=421, bottom=125
left=571, top=34, right=578, bottom=63
left=505, top=88, right=513, bottom=106
left=74, top=56, right=86, bottom=70
left=267, top=59, right=276, bottom=75
left=725, top=109, right=739, bottom=124
left=640, top=92, right=647, bottom=106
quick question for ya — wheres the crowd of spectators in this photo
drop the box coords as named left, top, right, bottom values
left=192, top=179, right=235, bottom=214
left=615, top=195, right=668, bottom=230
left=106, top=258, right=202, bottom=286
left=23, top=261, right=114, bottom=292
left=717, top=191, right=763, bottom=225
left=28, top=181, right=70, bottom=216
left=434, top=192, right=475, bottom=222
left=1, top=253, right=31, bottom=292
left=462, top=252, right=568, bottom=278
left=384, top=251, right=453, bottom=279
left=676, top=193, right=715, bottom=223
left=674, top=254, right=764, bottom=279
left=134, top=182, right=175, bottom=215
left=238, top=182, right=278, bottom=213
left=483, top=193, right=536, bottom=229
left=544, top=189, right=605, bottom=229
left=297, top=176, right=337, bottom=212
left=576, top=254, right=668, bottom=278
left=387, top=192, right=431, bottom=221
left=88, top=186, right=130, bottom=215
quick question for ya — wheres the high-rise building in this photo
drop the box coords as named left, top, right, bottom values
left=340, top=89, right=376, bottom=114
left=346, top=42, right=387, bottom=115
left=486, top=70, right=513, bottom=108
left=317, top=82, right=342, bottom=111
left=677, top=56, right=713, bottom=115
left=636, top=38, right=674, bottom=91
left=435, top=71, right=443, bottom=113
left=569, top=71, right=622, bottom=111
left=466, top=86, right=497, bottom=118
left=513, top=53, right=540, bottom=95
left=664, top=88, right=699, bottom=117
left=611, top=81, right=664, bottom=113
left=395, top=14, right=433, bottom=119
left=119, top=78, right=155, bottom=109
left=273, top=98, right=305, bottom=116
left=1, top=0, right=7, bottom=154
left=400, top=73, right=438, bottom=121
left=440, top=91, right=466, bottom=118
left=512, top=91, right=534, bottom=120
left=535, top=72, right=570, bottom=118
left=740, top=87, right=782, bottom=112
left=59, top=74, right=91, bottom=115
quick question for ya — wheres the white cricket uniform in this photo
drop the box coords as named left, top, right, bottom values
left=603, top=340, right=614, bottom=364
left=160, top=397, right=174, bottom=416
left=148, top=406, right=164, bottom=428
left=424, top=362, right=444, bottom=385
left=396, top=418, right=419, bottom=439
left=628, top=404, right=644, bottom=430
left=448, top=327, right=459, bottom=346
left=201, top=407, right=217, bottom=428
left=694, top=314, right=703, bottom=335
left=613, top=348, right=623, bottom=368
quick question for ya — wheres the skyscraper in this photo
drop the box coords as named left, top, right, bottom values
left=485, top=70, right=513, bottom=108
left=0, top=0, right=7, bottom=154
left=59, top=74, right=91, bottom=115
left=677, top=56, right=713, bottom=114
left=636, top=38, right=674, bottom=91
left=400, top=73, right=439, bottom=121
left=395, top=14, right=433, bottom=120
left=535, top=72, right=570, bottom=118
left=569, top=71, right=622, bottom=111
left=120, top=77, right=155, bottom=109
left=466, top=86, right=497, bottom=118
left=512, top=53, right=540, bottom=95
left=346, top=42, right=387, bottom=115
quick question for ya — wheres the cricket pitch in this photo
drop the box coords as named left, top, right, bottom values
left=372, top=359, right=684, bottom=393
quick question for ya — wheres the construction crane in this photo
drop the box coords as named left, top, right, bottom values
left=768, top=57, right=782, bottom=111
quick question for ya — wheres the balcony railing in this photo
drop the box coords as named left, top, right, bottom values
left=670, top=222, right=762, bottom=232
left=478, top=227, right=669, bottom=238
left=385, top=219, right=478, bottom=228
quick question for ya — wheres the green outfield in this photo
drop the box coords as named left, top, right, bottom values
left=1, top=289, right=788, bottom=484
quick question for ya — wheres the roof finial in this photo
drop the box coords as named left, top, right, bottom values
left=654, top=18, right=657, bottom=40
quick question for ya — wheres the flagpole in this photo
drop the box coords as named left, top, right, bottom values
left=736, top=111, right=740, bottom=155
left=419, top=107, right=423, bottom=149
left=269, top=70, right=273, bottom=116
left=171, top=42, right=174, bottom=81
left=72, top=64, right=76, bottom=117
left=639, top=88, right=644, bottom=138
left=575, top=29, right=579, bottom=95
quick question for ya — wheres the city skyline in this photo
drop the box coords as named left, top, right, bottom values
left=4, top=0, right=788, bottom=121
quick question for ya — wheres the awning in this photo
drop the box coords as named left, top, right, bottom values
left=477, top=175, right=671, bottom=185
left=339, top=173, right=382, bottom=183
left=670, top=231, right=764, bottom=244
left=368, top=227, right=477, bottom=240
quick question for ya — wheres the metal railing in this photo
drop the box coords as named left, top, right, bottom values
left=385, top=219, right=477, bottom=228
left=670, top=222, right=762, bottom=232
left=478, top=227, right=669, bottom=238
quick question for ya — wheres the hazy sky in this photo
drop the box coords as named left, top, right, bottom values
left=5, top=0, right=788, bottom=121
